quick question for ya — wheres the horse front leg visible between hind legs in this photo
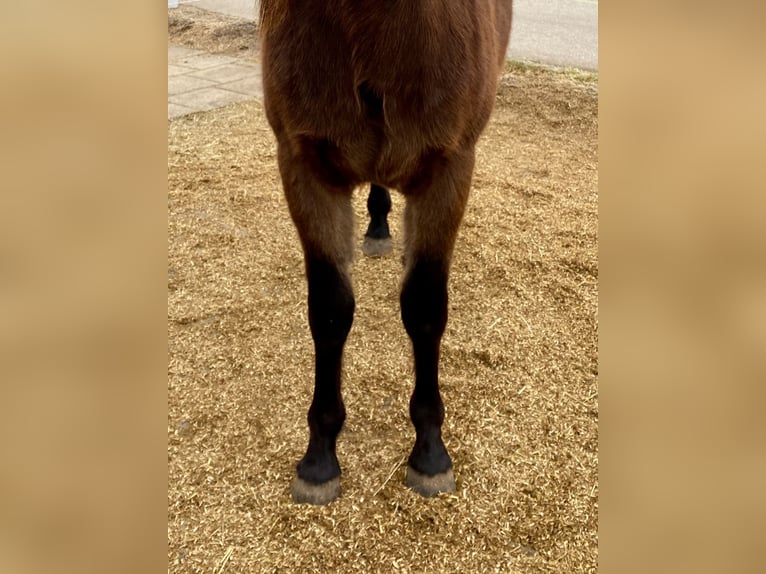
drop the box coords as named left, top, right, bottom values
left=362, top=183, right=393, bottom=257
left=277, top=141, right=356, bottom=505
left=400, top=149, right=475, bottom=497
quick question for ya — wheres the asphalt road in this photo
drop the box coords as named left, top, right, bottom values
left=508, top=0, right=598, bottom=71
left=189, top=0, right=598, bottom=71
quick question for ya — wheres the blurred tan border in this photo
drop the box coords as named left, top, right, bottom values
left=600, top=3, right=766, bottom=574
left=0, top=3, right=167, bottom=574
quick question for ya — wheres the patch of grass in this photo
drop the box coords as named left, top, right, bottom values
left=505, top=59, right=598, bottom=85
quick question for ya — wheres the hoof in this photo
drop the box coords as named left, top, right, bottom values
left=362, top=236, right=392, bottom=257
left=291, top=476, right=340, bottom=505
left=405, top=466, right=456, bottom=498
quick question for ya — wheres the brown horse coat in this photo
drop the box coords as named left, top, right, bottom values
left=261, top=1, right=511, bottom=190
left=259, top=1, right=513, bottom=504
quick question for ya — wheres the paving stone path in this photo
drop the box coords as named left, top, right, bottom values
left=168, top=44, right=262, bottom=119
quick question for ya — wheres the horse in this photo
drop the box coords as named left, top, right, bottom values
left=259, top=0, right=513, bottom=504
left=362, top=184, right=393, bottom=257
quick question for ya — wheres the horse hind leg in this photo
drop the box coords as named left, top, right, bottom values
left=400, top=148, right=475, bottom=497
left=277, top=140, right=356, bottom=505
left=291, top=251, right=354, bottom=505
left=362, top=183, right=393, bottom=257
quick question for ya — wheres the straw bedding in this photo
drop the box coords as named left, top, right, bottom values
left=168, top=26, right=598, bottom=573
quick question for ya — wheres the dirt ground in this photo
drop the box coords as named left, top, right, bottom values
left=168, top=8, right=598, bottom=574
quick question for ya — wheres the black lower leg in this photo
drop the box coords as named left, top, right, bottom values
left=297, top=256, right=355, bottom=484
left=364, top=184, right=392, bottom=240
left=400, top=258, right=452, bottom=476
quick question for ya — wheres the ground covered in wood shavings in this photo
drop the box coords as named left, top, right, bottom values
left=169, top=5, right=260, bottom=62
left=168, top=62, right=598, bottom=573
